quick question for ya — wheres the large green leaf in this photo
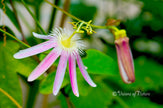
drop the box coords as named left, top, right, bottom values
left=0, top=41, right=22, bottom=108
left=83, top=49, right=117, bottom=75
left=69, top=82, right=113, bottom=108
left=0, top=41, right=38, bottom=77
left=39, top=71, right=70, bottom=94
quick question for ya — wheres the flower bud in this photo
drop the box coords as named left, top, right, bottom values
left=114, top=30, right=135, bottom=84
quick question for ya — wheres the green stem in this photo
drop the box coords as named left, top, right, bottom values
left=0, top=28, right=30, bottom=48
left=76, top=22, right=84, bottom=32
left=45, top=0, right=120, bottom=35
left=91, top=25, right=119, bottom=31
left=44, top=0, right=82, bottom=22
left=21, top=0, right=46, bottom=34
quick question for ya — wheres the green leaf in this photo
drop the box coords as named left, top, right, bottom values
left=0, top=41, right=37, bottom=77
left=0, top=41, right=22, bottom=108
left=83, top=49, right=117, bottom=75
left=134, top=57, right=163, bottom=91
left=39, top=71, right=70, bottom=94
left=57, top=93, right=69, bottom=108
left=69, top=82, right=112, bottom=108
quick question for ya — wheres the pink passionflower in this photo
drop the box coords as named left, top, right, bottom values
left=14, top=28, right=96, bottom=97
left=114, top=30, right=135, bottom=84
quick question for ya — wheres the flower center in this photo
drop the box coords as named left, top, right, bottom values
left=61, top=38, right=72, bottom=48
left=60, top=33, right=76, bottom=48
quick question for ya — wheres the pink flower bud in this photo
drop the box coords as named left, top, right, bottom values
left=114, top=30, right=135, bottom=84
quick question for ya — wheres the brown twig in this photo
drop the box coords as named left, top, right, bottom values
left=42, top=94, right=49, bottom=108
left=59, top=0, right=71, bottom=27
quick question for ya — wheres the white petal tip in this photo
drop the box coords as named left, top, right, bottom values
left=53, top=91, right=58, bottom=96
left=75, top=93, right=79, bottom=97
left=13, top=53, right=20, bottom=59
left=91, top=83, right=97, bottom=87
left=32, top=32, right=37, bottom=36
left=124, top=80, right=132, bottom=84
left=27, top=77, right=35, bottom=82
left=32, top=32, right=40, bottom=38
left=74, top=93, right=79, bottom=97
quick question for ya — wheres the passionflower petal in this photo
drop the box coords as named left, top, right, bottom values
left=13, top=28, right=96, bottom=97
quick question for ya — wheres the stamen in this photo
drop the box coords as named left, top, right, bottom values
left=61, top=32, right=76, bottom=48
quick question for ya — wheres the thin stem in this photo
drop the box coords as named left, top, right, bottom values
left=91, top=25, right=119, bottom=31
left=44, top=0, right=119, bottom=33
left=21, top=0, right=46, bottom=34
left=0, top=28, right=30, bottom=48
left=76, top=22, right=84, bottom=32
left=44, top=0, right=82, bottom=22
left=69, top=22, right=84, bottom=39
left=10, top=0, right=28, bottom=43
left=91, top=25, right=108, bottom=29
left=0, top=88, right=22, bottom=108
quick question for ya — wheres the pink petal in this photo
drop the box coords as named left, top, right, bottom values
left=14, top=40, right=56, bottom=59
left=53, top=51, right=68, bottom=95
left=28, top=48, right=61, bottom=81
left=69, top=54, right=79, bottom=97
left=76, top=53, right=96, bottom=87
left=115, top=37, right=135, bottom=84
left=33, top=32, right=53, bottom=39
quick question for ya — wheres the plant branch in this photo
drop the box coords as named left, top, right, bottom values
left=60, top=0, right=70, bottom=27
left=44, top=0, right=82, bottom=22
left=44, top=0, right=119, bottom=32
left=0, top=28, right=30, bottom=48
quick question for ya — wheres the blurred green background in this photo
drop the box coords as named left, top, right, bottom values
left=0, top=0, right=163, bottom=108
